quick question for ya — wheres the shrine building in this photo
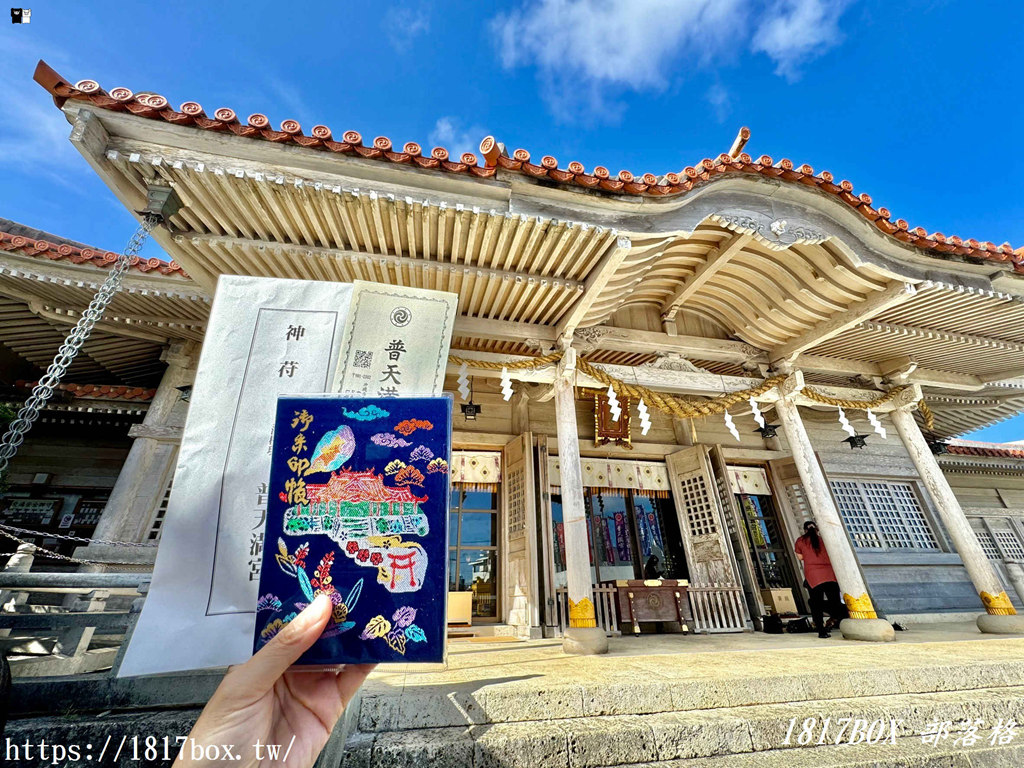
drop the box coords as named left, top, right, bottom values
left=4, top=60, right=1024, bottom=651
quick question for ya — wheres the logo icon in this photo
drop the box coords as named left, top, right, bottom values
left=390, top=307, right=411, bottom=327
left=10, top=8, right=30, bottom=23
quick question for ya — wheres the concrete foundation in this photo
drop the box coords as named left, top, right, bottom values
left=562, top=626, right=609, bottom=655
left=839, top=617, right=896, bottom=642
left=977, top=613, right=1024, bottom=635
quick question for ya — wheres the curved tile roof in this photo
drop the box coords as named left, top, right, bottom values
left=33, top=60, right=1023, bottom=274
left=0, top=219, right=189, bottom=278
left=14, top=380, right=157, bottom=401
left=947, top=439, right=1024, bottom=460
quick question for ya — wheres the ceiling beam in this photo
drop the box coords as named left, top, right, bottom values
left=68, top=110, right=221, bottom=293
left=859, top=319, right=1024, bottom=353
left=660, top=233, right=752, bottom=320
left=769, top=281, right=919, bottom=364
left=980, top=368, right=1024, bottom=384
left=554, top=235, right=631, bottom=341
left=445, top=350, right=920, bottom=411
left=584, top=324, right=991, bottom=391
left=453, top=315, right=557, bottom=345
left=171, top=231, right=585, bottom=293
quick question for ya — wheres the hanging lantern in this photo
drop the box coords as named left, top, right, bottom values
left=866, top=409, right=887, bottom=440
left=457, top=362, right=471, bottom=402
left=843, top=434, right=869, bottom=450
left=928, top=439, right=950, bottom=455
left=461, top=376, right=482, bottom=420
left=754, top=424, right=780, bottom=439
left=500, top=366, right=514, bottom=401
left=637, top=398, right=651, bottom=436
left=724, top=410, right=741, bottom=441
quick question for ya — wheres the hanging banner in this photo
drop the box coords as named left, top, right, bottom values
left=450, top=451, right=502, bottom=489
left=726, top=465, right=772, bottom=496
left=613, top=511, right=631, bottom=562
left=593, top=392, right=632, bottom=448
left=548, top=458, right=671, bottom=496
left=646, top=511, right=665, bottom=549
left=555, top=522, right=565, bottom=568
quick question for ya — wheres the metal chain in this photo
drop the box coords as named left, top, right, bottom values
left=0, top=214, right=160, bottom=475
left=0, top=528, right=151, bottom=566
left=0, top=523, right=157, bottom=548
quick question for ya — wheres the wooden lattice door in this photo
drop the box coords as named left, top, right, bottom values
left=502, top=433, right=538, bottom=635
left=665, top=446, right=742, bottom=588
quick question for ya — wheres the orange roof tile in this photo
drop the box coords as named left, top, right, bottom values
left=34, top=61, right=1023, bottom=274
left=946, top=439, right=1024, bottom=460
left=0, top=227, right=188, bottom=278
left=14, top=380, right=157, bottom=401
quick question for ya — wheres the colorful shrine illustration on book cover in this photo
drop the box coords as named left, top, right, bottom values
left=254, top=396, right=451, bottom=664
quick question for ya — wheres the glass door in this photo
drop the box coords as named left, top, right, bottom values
left=448, top=486, right=499, bottom=620
left=737, top=493, right=801, bottom=592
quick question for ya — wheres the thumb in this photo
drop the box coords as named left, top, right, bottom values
left=225, top=593, right=333, bottom=697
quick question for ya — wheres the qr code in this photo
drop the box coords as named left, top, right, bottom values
left=354, top=350, right=373, bottom=369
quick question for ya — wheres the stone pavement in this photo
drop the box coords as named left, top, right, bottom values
left=341, top=622, right=1024, bottom=767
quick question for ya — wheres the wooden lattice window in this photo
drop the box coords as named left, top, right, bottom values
left=995, top=529, right=1024, bottom=561
left=506, top=465, right=525, bottom=537
left=830, top=479, right=938, bottom=551
left=784, top=482, right=814, bottom=527
left=829, top=481, right=883, bottom=548
left=678, top=474, right=718, bottom=537
left=971, top=522, right=1001, bottom=560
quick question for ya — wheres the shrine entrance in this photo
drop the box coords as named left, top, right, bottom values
left=448, top=485, right=500, bottom=621
left=729, top=466, right=805, bottom=604
left=550, top=488, right=688, bottom=586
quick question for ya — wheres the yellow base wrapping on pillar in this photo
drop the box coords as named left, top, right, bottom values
left=981, top=591, right=1017, bottom=616
left=843, top=592, right=878, bottom=620
left=568, top=597, right=597, bottom=628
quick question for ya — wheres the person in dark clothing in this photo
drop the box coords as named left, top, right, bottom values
left=794, top=520, right=848, bottom=638
left=643, top=555, right=662, bottom=580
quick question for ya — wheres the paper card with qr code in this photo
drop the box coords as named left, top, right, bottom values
left=331, top=281, right=457, bottom=397
left=254, top=395, right=451, bottom=665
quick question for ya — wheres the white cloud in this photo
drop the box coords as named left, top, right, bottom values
left=493, top=0, right=851, bottom=119
left=0, top=38, right=91, bottom=190
left=706, top=82, right=731, bottom=123
left=428, top=117, right=489, bottom=159
left=387, top=7, right=431, bottom=52
left=752, top=0, right=850, bottom=81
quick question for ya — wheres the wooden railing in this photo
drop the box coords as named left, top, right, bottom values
left=554, top=585, right=620, bottom=636
left=0, top=569, right=150, bottom=678
left=687, top=583, right=747, bottom=633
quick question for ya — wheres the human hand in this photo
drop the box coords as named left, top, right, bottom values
left=176, top=593, right=376, bottom=768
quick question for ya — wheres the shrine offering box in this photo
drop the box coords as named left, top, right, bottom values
left=253, top=396, right=451, bottom=665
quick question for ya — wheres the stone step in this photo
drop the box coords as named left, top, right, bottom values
left=343, top=686, right=1024, bottom=768
left=627, top=737, right=1024, bottom=768
left=356, top=658, right=1024, bottom=733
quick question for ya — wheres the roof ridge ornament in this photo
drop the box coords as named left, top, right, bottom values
left=710, top=210, right=829, bottom=250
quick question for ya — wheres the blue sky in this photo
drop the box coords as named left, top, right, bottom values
left=1, top=0, right=1022, bottom=442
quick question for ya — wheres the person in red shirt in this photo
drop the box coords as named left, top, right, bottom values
left=794, top=520, right=847, bottom=638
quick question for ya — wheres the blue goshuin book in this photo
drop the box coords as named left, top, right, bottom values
left=254, top=396, right=451, bottom=665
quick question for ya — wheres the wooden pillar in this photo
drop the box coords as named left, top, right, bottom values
left=86, top=341, right=198, bottom=547
left=774, top=373, right=894, bottom=641
left=889, top=400, right=1024, bottom=632
left=553, top=348, right=608, bottom=654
